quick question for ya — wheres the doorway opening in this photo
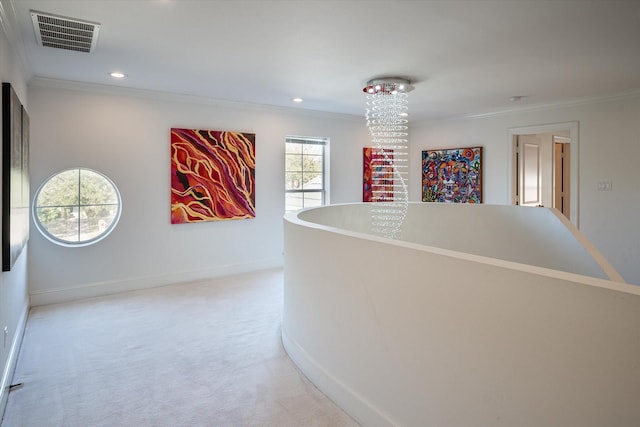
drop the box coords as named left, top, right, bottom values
left=508, top=122, right=579, bottom=227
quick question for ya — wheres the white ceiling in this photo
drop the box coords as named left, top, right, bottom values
left=9, top=0, right=640, bottom=121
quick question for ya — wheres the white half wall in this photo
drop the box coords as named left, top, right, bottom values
left=298, top=203, right=622, bottom=281
left=283, top=203, right=640, bottom=426
left=27, top=80, right=369, bottom=304
left=409, top=94, right=640, bottom=284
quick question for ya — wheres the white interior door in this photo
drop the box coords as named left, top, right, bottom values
left=517, top=135, right=544, bottom=207
left=508, top=122, right=579, bottom=227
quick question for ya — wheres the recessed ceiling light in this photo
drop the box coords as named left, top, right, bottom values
left=292, top=97, right=303, bottom=103
left=110, top=72, right=126, bottom=79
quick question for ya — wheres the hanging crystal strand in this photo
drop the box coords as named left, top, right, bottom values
left=365, top=80, right=410, bottom=240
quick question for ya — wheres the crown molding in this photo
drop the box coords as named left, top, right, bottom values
left=464, top=89, right=640, bottom=120
left=28, top=76, right=363, bottom=122
left=0, top=0, right=31, bottom=79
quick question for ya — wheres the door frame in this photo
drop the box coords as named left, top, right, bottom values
left=507, top=121, right=579, bottom=227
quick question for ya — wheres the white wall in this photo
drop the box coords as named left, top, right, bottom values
left=409, top=95, right=640, bottom=285
left=27, top=81, right=368, bottom=304
left=0, top=0, right=30, bottom=415
left=27, top=82, right=640, bottom=301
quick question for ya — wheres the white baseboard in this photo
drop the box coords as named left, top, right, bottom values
left=0, top=302, right=28, bottom=420
left=281, top=327, right=395, bottom=427
left=30, top=258, right=283, bottom=306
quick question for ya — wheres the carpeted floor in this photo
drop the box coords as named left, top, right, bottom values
left=2, top=269, right=360, bottom=427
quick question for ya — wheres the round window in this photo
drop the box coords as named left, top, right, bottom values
left=32, top=168, right=122, bottom=247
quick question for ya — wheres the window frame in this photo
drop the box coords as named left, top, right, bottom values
left=32, top=167, right=122, bottom=247
left=285, top=136, right=329, bottom=212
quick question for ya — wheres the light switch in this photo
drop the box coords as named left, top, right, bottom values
left=597, top=181, right=612, bottom=191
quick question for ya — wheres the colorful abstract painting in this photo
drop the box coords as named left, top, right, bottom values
left=171, top=128, right=255, bottom=223
left=363, top=147, right=394, bottom=202
left=422, top=147, right=482, bottom=203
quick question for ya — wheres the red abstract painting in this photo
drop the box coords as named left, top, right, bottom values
left=363, top=147, right=394, bottom=202
left=171, top=128, right=255, bottom=223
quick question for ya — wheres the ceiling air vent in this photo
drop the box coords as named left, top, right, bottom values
left=30, top=10, right=100, bottom=53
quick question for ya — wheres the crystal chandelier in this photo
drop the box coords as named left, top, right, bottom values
left=363, top=77, right=413, bottom=240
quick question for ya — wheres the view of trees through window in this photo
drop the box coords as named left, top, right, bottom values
left=285, top=137, right=327, bottom=211
left=34, top=168, right=121, bottom=245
